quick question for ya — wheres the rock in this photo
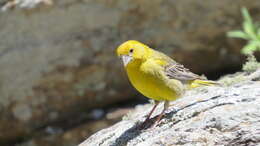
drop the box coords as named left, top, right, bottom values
left=80, top=79, right=260, bottom=146
left=1, top=0, right=53, bottom=11
left=0, top=0, right=260, bottom=145
left=18, top=107, right=133, bottom=146
left=18, top=119, right=117, bottom=146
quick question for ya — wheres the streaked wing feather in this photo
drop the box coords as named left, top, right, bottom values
left=165, top=63, right=204, bottom=81
left=151, top=49, right=205, bottom=81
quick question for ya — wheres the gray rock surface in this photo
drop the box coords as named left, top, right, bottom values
left=80, top=80, right=260, bottom=146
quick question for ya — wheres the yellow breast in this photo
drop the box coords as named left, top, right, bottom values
left=125, top=60, right=180, bottom=101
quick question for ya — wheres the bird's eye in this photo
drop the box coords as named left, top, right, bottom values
left=129, top=48, right=134, bottom=53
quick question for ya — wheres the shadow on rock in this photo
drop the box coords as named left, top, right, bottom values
left=111, top=95, right=223, bottom=146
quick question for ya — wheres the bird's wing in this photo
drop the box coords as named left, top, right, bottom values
left=151, top=50, right=205, bottom=81
left=164, top=62, right=204, bottom=81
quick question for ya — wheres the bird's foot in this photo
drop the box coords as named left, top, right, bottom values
left=151, top=114, right=165, bottom=128
left=138, top=120, right=151, bottom=130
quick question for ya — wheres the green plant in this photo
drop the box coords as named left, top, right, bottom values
left=227, top=7, right=260, bottom=54
left=242, top=53, right=260, bottom=72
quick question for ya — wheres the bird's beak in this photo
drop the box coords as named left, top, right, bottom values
left=121, top=55, right=133, bottom=66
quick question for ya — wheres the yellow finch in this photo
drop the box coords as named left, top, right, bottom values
left=116, top=40, right=218, bottom=126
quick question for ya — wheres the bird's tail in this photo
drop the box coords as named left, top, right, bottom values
left=188, top=79, right=221, bottom=89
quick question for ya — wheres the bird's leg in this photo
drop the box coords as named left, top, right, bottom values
left=139, top=101, right=160, bottom=129
left=152, top=101, right=169, bottom=127
left=143, top=100, right=159, bottom=123
left=169, top=102, right=178, bottom=112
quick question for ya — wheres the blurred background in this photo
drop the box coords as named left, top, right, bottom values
left=0, top=0, right=259, bottom=146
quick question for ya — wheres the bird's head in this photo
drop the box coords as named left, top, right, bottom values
left=116, top=40, right=150, bottom=66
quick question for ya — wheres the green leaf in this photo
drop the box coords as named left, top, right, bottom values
left=251, top=40, right=260, bottom=46
left=228, top=7, right=260, bottom=55
left=243, top=21, right=257, bottom=40
left=241, top=42, right=258, bottom=54
left=242, top=8, right=257, bottom=40
left=227, top=30, right=250, bottom=40
left=242, top=7, right=253, bottom=24
left=257, top=28, right=260, bottom=40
